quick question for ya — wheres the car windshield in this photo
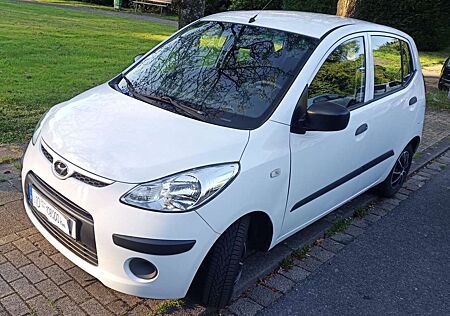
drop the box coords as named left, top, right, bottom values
left=116, top=21, right=318, bottom=129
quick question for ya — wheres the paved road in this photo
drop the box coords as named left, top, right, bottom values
left=262, top=166, right=450, bottom=315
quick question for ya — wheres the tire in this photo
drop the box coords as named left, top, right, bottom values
left=376, top=144, right=413, bottom=197
left=200, top=216, right=250, bottom=308
left=438, top=80, right=449, bottom=91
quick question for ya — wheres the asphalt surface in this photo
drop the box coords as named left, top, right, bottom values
left=262, top=166, right=450, bottom=315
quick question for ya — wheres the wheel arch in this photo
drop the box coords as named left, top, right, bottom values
left=247, top=211, right=274, bottom=252
left=408, top=135, right=421, bottom=153
left=187, top=211, right=274, bottom=300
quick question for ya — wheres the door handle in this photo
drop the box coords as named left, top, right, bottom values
left=409, top=96, right=417, bottom=105
left=355, top=123, right=368, bottom=136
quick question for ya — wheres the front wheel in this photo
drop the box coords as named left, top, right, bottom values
left=200, top=216, right=250, bottom=308
left=376, top=145, right=413, bottom=197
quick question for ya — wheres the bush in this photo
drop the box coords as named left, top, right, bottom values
left=354, top=0, right=449, bottom=51
left=205, top=0, right=231, bottom=15
left=283, top=0, right=337, bottom=14
left=229, top=0, right=282, bottom=10
left=284, top=0, right=448, bottom=51
left=127, top=0, right=446, bottom=52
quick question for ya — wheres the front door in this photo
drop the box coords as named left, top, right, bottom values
left=281, top=34, right=378, bottom=238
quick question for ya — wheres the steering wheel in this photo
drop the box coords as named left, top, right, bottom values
left=243, top=80, right=281, bottom=91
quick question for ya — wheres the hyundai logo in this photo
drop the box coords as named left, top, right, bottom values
left=53, top=160, right=69, bottom=178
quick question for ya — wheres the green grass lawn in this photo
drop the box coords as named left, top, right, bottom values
left=32, top=0, right=179, bottom=20
left=419, top=46, right=450, bottom=68
left=0, top=0, right=176, bottom=144
left=0, top=0, right=448, bottom=145
left=33, top=0, right=121, bottom=11
left=427, top=90, right=450, bottom=111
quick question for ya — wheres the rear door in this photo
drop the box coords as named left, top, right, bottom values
left=360, top=33, right=420, bottom=183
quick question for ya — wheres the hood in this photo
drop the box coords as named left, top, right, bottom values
left=41, top=84, right=250, bottom=183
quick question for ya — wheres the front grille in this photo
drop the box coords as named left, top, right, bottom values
left=40, top=144, right=109, bottom=188
left=72, top=172, right=109, bottom=188
left=26, top=172, right=98, bottom=266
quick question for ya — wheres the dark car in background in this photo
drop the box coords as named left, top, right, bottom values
left=438, top=57, right=450, bottom=90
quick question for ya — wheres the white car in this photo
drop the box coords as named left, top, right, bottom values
left=22, top=11, right=425, bottom=308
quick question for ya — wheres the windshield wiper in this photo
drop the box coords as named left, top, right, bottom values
left=149, top=95, right=207, bottom=120
left=121, top=74, right=206, bottom=121
left=121, top=74, right=135, bottom=94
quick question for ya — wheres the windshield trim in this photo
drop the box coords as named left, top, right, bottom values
left=110, top=21, right=320, bottom=130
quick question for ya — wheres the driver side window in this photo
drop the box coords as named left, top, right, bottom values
left=308, top=37, right=366, bottom=108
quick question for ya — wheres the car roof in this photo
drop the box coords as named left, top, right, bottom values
left=202, top=11, right=382, bottom=39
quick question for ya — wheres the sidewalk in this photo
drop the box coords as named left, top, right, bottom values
left=261, top=154, right=450, bottom=315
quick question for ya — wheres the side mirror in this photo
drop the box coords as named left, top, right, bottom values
left=291, top=85, right=350, bottom=134
left=134, top=54, right=144, bottom=63
left=302, top=101, right=350, bottom=132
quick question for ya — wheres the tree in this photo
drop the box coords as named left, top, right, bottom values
left=178, top=0, right=206, bottom=29
left=336, top=0, right=360, bottom=17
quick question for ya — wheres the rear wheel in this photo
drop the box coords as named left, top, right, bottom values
left=438, top=80, right=448, bottom=91
left=376, top=145, right=413, bottom=197
left=200, top=216, right=250, bottom=308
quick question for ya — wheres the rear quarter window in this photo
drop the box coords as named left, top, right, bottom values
left=401, top=40, right=414, bottom=82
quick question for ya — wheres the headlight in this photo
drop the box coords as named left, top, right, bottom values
left=32, top=109, right=50, bottom=145
left=120, top=163, right=239, bottom=212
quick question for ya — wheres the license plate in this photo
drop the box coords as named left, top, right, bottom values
left=29, top=185, right=76, bottom=239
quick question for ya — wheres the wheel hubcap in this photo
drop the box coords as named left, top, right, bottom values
left=391, top=151, right=410, bottom=187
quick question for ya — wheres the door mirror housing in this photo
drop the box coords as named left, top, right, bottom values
left=302, top=101, right=350, bottom=132
left=291, top=86, right=350, bottom=134
left=134, top=54, right=144, bottom=63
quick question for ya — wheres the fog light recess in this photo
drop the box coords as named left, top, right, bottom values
left=128, top=258, right=158, bottom=280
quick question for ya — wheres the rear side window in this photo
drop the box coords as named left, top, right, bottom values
left=372, top=36, right=402, bottom=97
left=371, top=36, right=415, bottom=98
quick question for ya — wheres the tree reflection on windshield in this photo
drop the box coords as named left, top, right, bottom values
left=120, top=21, right=318, bottom=129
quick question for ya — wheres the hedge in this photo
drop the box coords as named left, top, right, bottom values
left=282, top=0, right=336, bottom=14
left=228, top=0, right=283, bottom=10
left=354, top=0, right=448, bottom=51
left=76, top=0, right=447, bottom=51
left=225, top=0, right=448, bottom=51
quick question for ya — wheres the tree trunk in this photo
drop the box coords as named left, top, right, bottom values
left=336, top=0, right=361, bottom=17
left=178, top=0, right=206, bottom=29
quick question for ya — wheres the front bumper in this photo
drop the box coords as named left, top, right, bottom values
left=21, top=140, right=219, bottom=299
